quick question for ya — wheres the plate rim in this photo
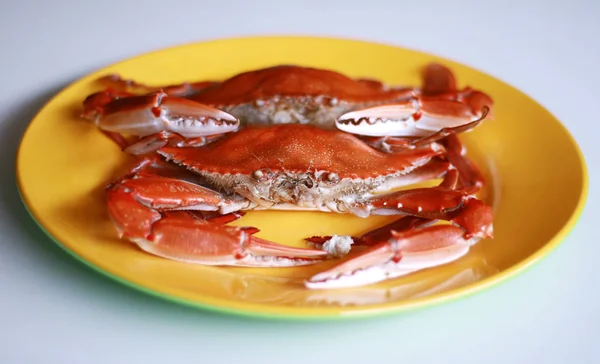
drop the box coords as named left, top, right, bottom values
left=15, top=35, right=590, bottom=320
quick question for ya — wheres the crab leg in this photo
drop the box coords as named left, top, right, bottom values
left=421, top=63, right=457, bottom=96
left=356, top=168, right=460, bottom=245
left=304, top=200, right=493, bottom=289
left=123, top=131, right=223, bottom=155
left=81, top=88, right=136, bottom=119
left=98, top=73, right=217, bottom=98
left=304, top=179, right=493, bottom=288
left=107, top=174, right=330, bottom=267
left=161, top=210, right=250, bottom=227
left=418, top=63, right=494, bottom=119
left=305, top=216, right=433, bottom=248
left=119, top=153, right=210, bottom=182
left=358, top=217, right=434, bottom=246
left=442, top=133, right=486, bottom=194
left=82, top=89, right=139, bottom=148
left=361, top=120, right=485, bottom=194
left=363, top=187, right=494, bottom=240
left=305, top=168, right=459, bottom=246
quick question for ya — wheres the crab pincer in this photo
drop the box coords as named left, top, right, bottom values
left=305, top=224, right=482, bottom=289
left=81, top=90, right=240, bottom=152
left=106, top=171, right=331, bottom=267
left=334, top=63, right=493, bottom=145
left=305, top=185, right=494, bottom=289
left=134, top=218, right=329, bottom=267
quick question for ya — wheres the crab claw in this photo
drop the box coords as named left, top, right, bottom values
left=305, top=225, right=476, bottom=289
left=335, top=63, right=493, bottom=140
left=83, top=90, right=239, bottom=138
left=136, top=218, right=329, bottom=267
left=306, top=177, right=494, bottom=289
left=107, top=173, right=329, bottom=267
left=335, top=99, right=487, bottom=138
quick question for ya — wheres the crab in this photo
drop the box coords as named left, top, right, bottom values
left=80, top=63, right=494, bottom=289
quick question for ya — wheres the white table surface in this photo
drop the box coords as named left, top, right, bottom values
left=2, top=1, right=598, bottom=363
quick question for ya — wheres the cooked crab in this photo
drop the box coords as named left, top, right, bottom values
left=82, top=63, right=492, bottom=154
left=80, top=63, right=494, bottom=289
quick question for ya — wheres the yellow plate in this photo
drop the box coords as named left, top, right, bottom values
left=16, top=36, right=588, bottom=320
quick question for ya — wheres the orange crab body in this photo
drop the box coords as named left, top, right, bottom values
left=158, top=124, right=448, bottom=213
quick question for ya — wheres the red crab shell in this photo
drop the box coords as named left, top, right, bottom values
left=155, top=124, right=450, bottom=211
left=189, top=65, right=420, bottom=126
left=187, top=65, right=413, bottom=105
left=158, top=124, right=444, bottom=179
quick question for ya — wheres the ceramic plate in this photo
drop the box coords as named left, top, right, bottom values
left=16, top=36, right=588, bottom=319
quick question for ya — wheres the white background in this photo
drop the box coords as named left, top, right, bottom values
left=1, top=1, right=598, bottom=363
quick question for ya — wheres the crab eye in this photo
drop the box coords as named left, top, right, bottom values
left=252, top=170, right=265, bottom=180
left=326, top=173, right=339, bottom=182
